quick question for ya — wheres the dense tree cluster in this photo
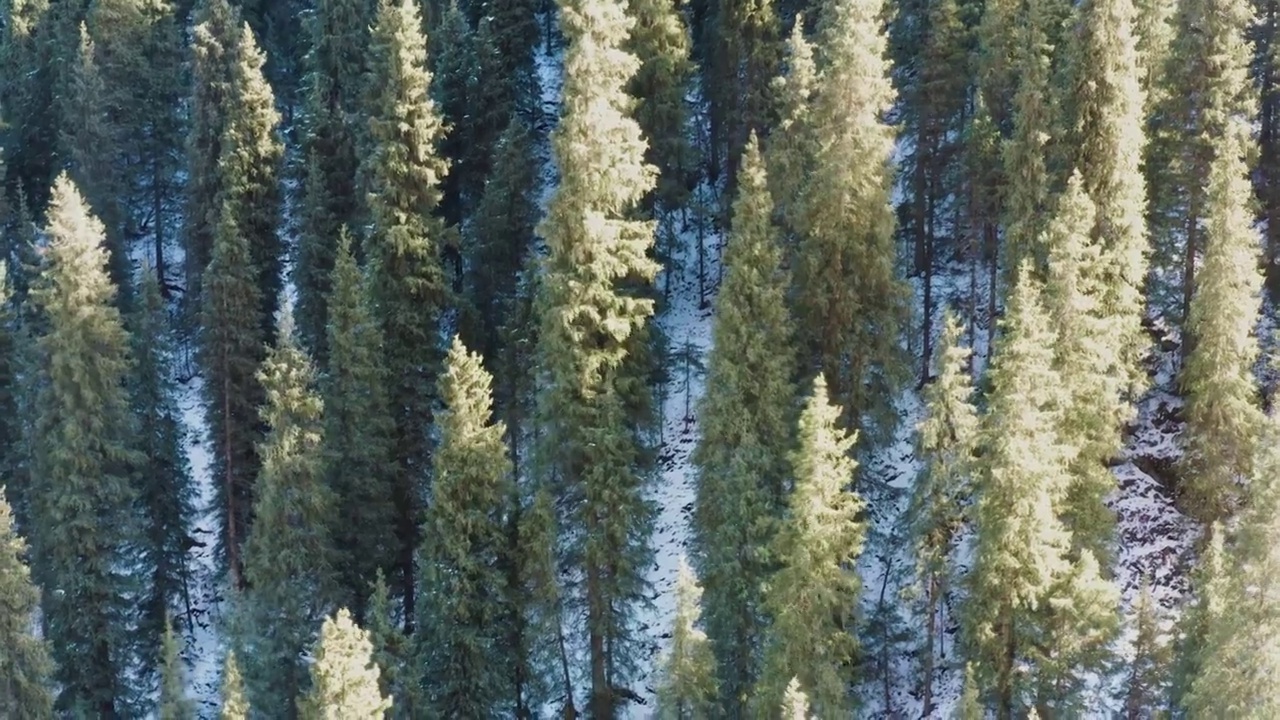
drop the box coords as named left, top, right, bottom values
left=3, top=0, right=1280, bottom=714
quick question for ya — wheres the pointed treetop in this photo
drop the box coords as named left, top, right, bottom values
left=299, top=608, right=393, bottom=719
left=220, top=651, right=250, bottom=720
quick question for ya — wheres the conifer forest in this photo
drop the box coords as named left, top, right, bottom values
left=6, top=0, right=1280, bottom=716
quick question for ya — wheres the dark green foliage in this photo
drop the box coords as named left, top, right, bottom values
left=0, top=0, right=58, bottom=210
left=130, top=270, right=195, bottom=676
left=693, top=136, right=793, bottom=716
left=363, top=0, right=453, bottom=627
left=366, top=571, right=420, bottom=719
left=627, top=0, right=695, bottom=213
left=0, top=262, right=27, bottom=528
left=237, top=317, right=336, bottom=719
left=704, top=0, right=779, bottom=189
left=30, top=174, right=145, bottom=717
left=0, top=485, right=54, bottom=719
left=324, top=231, right=398, bottom=615
left=418, top=338, right=514, bottom=716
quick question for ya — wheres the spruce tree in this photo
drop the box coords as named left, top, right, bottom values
left=131, top=270, right=195, bottom=657
left=1178, top=105, right=1265, bottom=523
left=1134, top=0, right=1173, bottom=113
left=1171, top=527, right=1227, bottom=716
left=965, top=270, right=1071, bottom=720
left=780, top=677, right=810, bottom=719
left=534, top=0, right=660, bottom=711
left=30, top=174, right=144, bottom=717
left=324, top=231, right=398, bottom=613
left=911, top=311, right=978, bottom=714
left=200, top=204, right=265, bottom=588
left=418, top=337, right=513, bottom=715
left=219, top=22, right=284, bottom=336
left=705, top=0, right=779, bottom=190
left=1042, top=173, right=1125, bottom=564
left=366, top=572, right=420, bottom=719
left=0, top=486, right=54, bottom=719
left=1071, top=0, right=1150, bottom=393
left=294, top=0, right=372, bottom=359
left=363, top=0, right=452, bottom=624
left=766, top=18, right=816, bottom=240
left=237, top=317, right=336, bottom=719
left=793, top=0, right=908, bottom=438
left=430, top=0, right=476, bottom=227
left=220, top=651, right=250, bottom=720
left=0, top=263, right=27, bottom=529
left=955, top=664, right=982, bottom=720
left=511, top=486, right=565, bottom=718
left=0, top=0, right=57, bottom=209
left=1124, top=582, right=1170, bottom=718
left=185, top=0, right=242, bottom=317
left=757, top=375, right=865, bottom=716
left=693, top=136, right=793, bottom=716
left=1001, top=0, right=1053, bottom=284
left=627, top=0, right=695, bottom=213
left=159, top=616, right=193, bottom=720
left=657, top=558, right=718, bottom=719
left=299, top=609, right=394, bottom=719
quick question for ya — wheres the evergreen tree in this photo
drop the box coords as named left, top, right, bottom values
left=131, top=270, right=195, bottom=658
left=1171, top=527, right=1227, bottom=716
left=1134, top=0, right=1173, bottom=113
left=30, top=174, right=144, bottom=717
left=366, top=572, right=420, bottom=719
left=185, top=0, right=241, bottom=317
left=324, top=231, right=398, bottom=613
left=219, top=22, right=284, bottom=336
left=0, top=0, right=58, bottom=209
left=430, top=0, right=477, bottom=227
left=965, top=270, right=1071, bottom=720
left=533, top=0, right=660, bottom=711
left=955, top=663, right=982, bottom=720
left=627, top=0, right=694, bottom=213
left=911, top=311, right=978, bottom=714
left=418, top=338, right=513, bottom=715
left=159, top=615, right=193, bottom=720
left=299, top=609, right=394, bottom=719
left=766, top=18, right=816, bottom=240
left=1033, top=550, right=1121, bottom=714
left=780, top=677, right=810, bottom=719
left=705, top=0, right=779, bottom=190
left=1178, top=104, right=1265, bottom=522
left=757, top=375, right=865, bottom=716
left=237, top=317, right=336, bottom=719
left=200, top=204, right=266, bottom=588
left=1001, top=0, right=1053, bottom=284
left=294, top=0, right=372, bottom=359
left=363, top=0, right=453, bottom=624
left=1124, top=582, right=1170, bottom=718
left=793, top=0, right=908, bottom=438
left=1070, top=0, right=1150, bottom=393
left=1042, top=172, right=1126, bottom=565
left=657, top=558, right=718, bottom=719
left=0, top=263, right=28, bottom=529
left=693, top=136, right=793, bottom=716
left=1147, top=0, right=1255, bottom=322
left=0, top=486, right=54, bottom=719
left=1183, top=413, right=1280, bottom=715
left=220, top=651, right=250, bottom=720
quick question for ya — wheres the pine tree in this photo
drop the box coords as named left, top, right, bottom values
left=1183, top=414, right=1280, bottom=716
left=534, top=0, right=660, bottom=711
left=1124, top=582, right=1170, bottom=718
left=766, top=17, right=816, bottom=240
left=0, top=486, right=53, bottom=719
left=693, top=136, right=793, bottom=716
left=131, top=270, right=195, bottom=659
left=200, top=204, right=266, bottom=588
left=237, top=317, right=336, bottom=719
left=955, top=663, right=982, bottom=720
left=1178, top=103, right=1265, bottom=523
left=1042, top=172, right=1126, bottom=565
left=363, top=0, right=452, bottom=624
left=1001, top=0, right=1053, bottom=284
left=627, top=0, right=694, bottom=213
left=299, top=609, right=394, bottom=719
left=780, top=677, right=810, bottom=719
left=757, top=374, right=865, bottom=716
left=366, top=572, right=420, bottom=719
left=418, top=338, right=514, bottom=715
left=1147, top=0, right=1255, bottom=322
left=324, top=231, right=398, bottom=613
left=185, top=0, right=242, bottom=317
left=294, top=0, right=372, bottom=359
left=793, top=0, right=908, bottom=438
left=219, top=21, right=284, bottom=336
left=30, top=174, right=144, bottom=717
left=159, top=615, right=193, bottom=720
left=657, top=558, right=717, bottom=719
left=220, top=651, right=250, bottom=720
left=965, top=270, right=1071, bottom=720
left=911, top=311, right=978, bottom=715
left=1070, top=0, right=1150, bottom=393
